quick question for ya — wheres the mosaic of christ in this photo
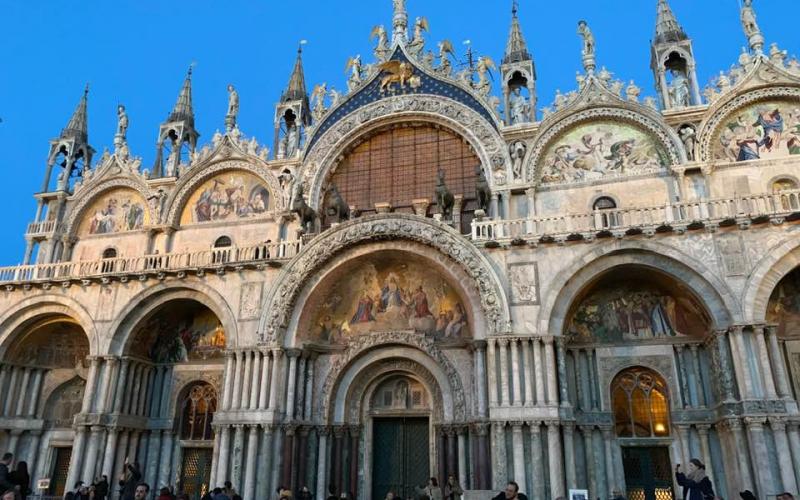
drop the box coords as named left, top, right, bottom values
left=303, top=253, right=470, bottom=344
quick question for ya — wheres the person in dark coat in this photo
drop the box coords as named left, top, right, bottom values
left=93, top=475, right=109, bottom=500
left=492, top=481, right=528, bottom=500
left=118, top=458, right=142, bottom=500
left=0, top=453, right=15, bottom=496
left=10, top=460, right=30, bottom=500
left=676, top=459, right=714, bottom=500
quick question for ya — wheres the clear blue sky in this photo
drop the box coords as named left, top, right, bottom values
left=0, top=0, right=798, bottom=265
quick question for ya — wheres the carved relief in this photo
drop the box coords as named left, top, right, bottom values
left=508, top=262, right=539, bottom=305
left=239, top=282, right=263, bottom=320
left=715, top=234, right=748, bottom=276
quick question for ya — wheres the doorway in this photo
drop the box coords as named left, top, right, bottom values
left=372, top=417, right=430, bottom=500
left=180, top=447, right=213, bottom=499
left=48, top=447, right=72, bottom=496
left=622, top=446, right=674, bottom=500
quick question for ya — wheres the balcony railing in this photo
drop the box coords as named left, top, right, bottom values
left=25, top=219, right=57, bottom=237
left=472, top=189, right=800, bottom=241
left=0, top=240, right=302, bottom=284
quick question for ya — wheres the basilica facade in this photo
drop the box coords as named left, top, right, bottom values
left=2, top=1, right=800, bottom=499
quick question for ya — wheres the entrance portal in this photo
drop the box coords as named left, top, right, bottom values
left=622, top=446, right=674, bottom=500
left=180, top=448, right=213, bottom=499
left=372, top=417, right=430, bottom=500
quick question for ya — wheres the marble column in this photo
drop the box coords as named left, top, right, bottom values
left=546, top=421, right=565, bottom=499
left=209, top=429, right=222, bottom=489
left=81, top=357, right=101, bottom=413
left=146, top=430, right=162, bottom=485
left=438, top=428, right=447, bottom=490
left=297, top=426, right=310, bottom=491
left=102, top=428, right=119, bottom=479
left=563, top=422, right=576, bottom=490
left=511, top=423, right=527, bottom=495
left=581, top=426, right=596, bottom=498
left=242, top=351, right=253, bottom=411
left=476, top=423, right=490, bottom=490
left=217, top=426, right=231, bottom=484
left=159, top=367, right=172, bottom=419
left=730, top=326, right=755, bottom=399
left=349, top=426, right=360, bottom=497
left=712, top=332, right=736, bottom=402
left=696, top=425, right=714, bottom=485
left=689, top=345, right=707, bottom=407
left=491, top=422, right=507, bottom=490
left=128, top=364, right=142, bottom=416
left=83, top=426, right=104, bottom=482
left=474, top=341, right=488, bottom=417
left=487, top=340, right=498, bottom=408
left=754, top=327, right=777, bottom=399
left=543, top=338, right=558, bottom=406
left=232, top=424, right=245, bottom=491
left=511, top=339, right=522, bottom=406
left=65, top=427, right=88, bottom=492
left=316, top=428, right=329, bottom=500
left=113, top=360, right=131, bottom=413
left=101, top=357, right=120, bottom=413
left=232, top=351, right=244, bottom=410
left=518, top=343, right=533, bottom=407
left=222, top=352, right=235, bottom=410
left=766, top=326, right=792, bottom=399
left=533, top=338, right=545, bottom=405
left=14, top=368, right=30, bottom=417
left=269, top=350, right=284, bottom=411
left=771, top=418, right=798, bottom=494
left=675, top=346, right=691, bottom=408
left=282, top=425, right=296, bottom=490
left=271, top=428, right=284, bottom=494
left=285, top=351, right=300, bottom=420
left=675, top=424, right=690, bottom=465
left=259, top=350, right=272, bottom=410
left=114, top=430, right=130, bottom=483
left=498, top=339, right=510, bottom=407
left=296, top=355, right=307, bottom=420
left=6, top=430, right=22, bottom=459
left=445, top=427, right=456, bottom=480
left=26, top=369, right=44, bottom=417
left=150, top=366, right=165, bottom=417
left=601, top=427, right=616, bottom=494
left=26, top=430, right=42, bottom=485
left=332, top=426, right=345, bottom=494
left=528, top=422, right=544, bottom=500
left=158, top=431, right=174, bottom=490
left=555, top=338, right=569, bottom=406
left=257, top=426, right=275, bottom=500
left=243, top=425, right=259, bottom=500
left=457, top=427, right=467, bottom=492
left=745, top=417, right=772, bottom=497
left=249, top=351, right=261, bottom=411
left=589, top=350, right=600, bottom=411
left=787, top=420, right=800, bottom=491
left=304, top=355, right=316, bottom=420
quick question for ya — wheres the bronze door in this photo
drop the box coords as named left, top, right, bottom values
left=622, top=446, right=674, bottom=500
left=180, top=447, right=213, bottom=499
left=372, top=417, right=430, bottom=500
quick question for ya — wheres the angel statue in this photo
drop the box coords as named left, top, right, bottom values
left=577, top=20, right=596, bottom=72
left=116, top=105, right=129, bottom=141
left=345, top=55, right=364, bottom=92
left=371, top=25, right=390, bottom=61
left=311, top=83, right=328, bottom=123
left=741, top=0, right=760, bottom=39
left=474, top=56, right=496, bottom=98
left=328, top=87, right=342, bottom=108
left=437, top=40, right=454, bottom=77
left=407, top=17, right=429, bottom=58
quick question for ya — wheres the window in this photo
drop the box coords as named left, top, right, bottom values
left=102, top=248, right=117, bottom=259
left=213, top=236, right=232, bottom=248
left=180, top=382, right=217, bottom=441
left=772, top=178, right=800, bottom=211
left=593, top=197, right=617, bottom=210
left=212, top=236, right=232, bottom=264
left=593, top=197, right=619, bottom=228
left=612, top=367, right=670, bottom=438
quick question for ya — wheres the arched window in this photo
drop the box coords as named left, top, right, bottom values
left=101, top=248, right=118, bottom=273
left=593, top=196, right=619, bottom=228
left=102, top=248, right=117, bottom=259
left=214, top=236, right=232, bottom=248
left=611, top=367, right=670, bottom=438
left=212, top=236, right=232, bottom=264
left=179, top=382, right=217, bottom=441
left=772, top=178, right=800, bottom=211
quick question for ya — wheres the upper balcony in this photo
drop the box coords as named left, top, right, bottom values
left=25, top=220, right=57, bottom=239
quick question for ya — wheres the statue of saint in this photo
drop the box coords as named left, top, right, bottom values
left=679, top=126, right=697, bottom=162
left=668, top=70, right=691, bottom=108
left=393, top=0, right=405, bottom=15
left=741, top=0, right=760, bottom=38
left=285, top=124, right=299, bottom=158
left=577, top=21, right=595, bottom=59
left=509, top=87, right=530, bottom=125
left=116, top=105, right=129, bottom=139
left=227, top=84, right=239, bottom=119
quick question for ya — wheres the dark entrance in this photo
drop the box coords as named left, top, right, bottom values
left=180, top=447, right=213, bottom=499
left=622, top=446, right=674, bottom=500
left=48, top=447, right=72, bottom=496
left=372, top=417, right=430, bottom=500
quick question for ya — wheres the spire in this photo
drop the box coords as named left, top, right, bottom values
left=282, top=45, right=308, bottom=103
left=60, top=84, right=89, bottom=143
left=654, top=0, right=687, bottom=44
left=503, top=1, right=531, bottom=65
left=168, top=66, right=195, bottom=126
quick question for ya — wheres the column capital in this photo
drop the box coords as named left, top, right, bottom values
left=695, top=424, right=711, bottom=434
left=281, top=423, right=297, bottom=435
left=90, top=425, right=104, bottom=434
left=578, top=424, right=594, bottom=434
left=600, top=426, right=614, bottom=438
left=729, top=325, right=745, bottom=335
left=562, top=421, right=576, bottom=433
left=272, top=348, right=284, bottom=358
left=510, top=421, right=525, bottom=430
left=718, top=418, right=743, bottom=432
left=471, top=339, right=488, bottom=351
left=526, top=420, right=542, bottom=428
left=496, top=338, right=509, bottom=347
left=286, top=348, right=302, bottom=358
left=744, top=416, right=767, bottom=428
left=472, top=422, right=490, bottom=436
left=317, top=426, right=331, bottom=437
left=349, top=424, right=362, bottom=437
left=768, top=417, right=787, bottom=431
left=298, top=425, right=312, bottom=437
left=542, top=335, right=555, bottom=346
left=543, top=419, right=560, bottom=428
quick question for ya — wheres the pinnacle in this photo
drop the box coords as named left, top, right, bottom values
left=60, top=84, right=89, bottom=143
left=168, top=66, right=195, bottom=126
left=503, top=1, right=531, bottom=65
left=282, top=45, right=308, bottom=103
left=654, top=0, right=688, bottom=44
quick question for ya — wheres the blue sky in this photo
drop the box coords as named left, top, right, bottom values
left=0, top=0, right=798, bottom=265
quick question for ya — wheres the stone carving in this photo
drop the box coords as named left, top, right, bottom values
left=509, top=87, right=530, bottom=125
left=437, top=40, right=454, bottom=77
left=259, top=214, right=509, bottom=343
left=407, top=17, right=429, bottom=58
left=371, top=25, right=390, bottom=62
left=474, top=57, right=496, bottom=99
left=323, top=184, right=350, bottom=224
left=345, top=56, right=364, bottom=92
left=291, top=183, right=318, bottom=233
left=679, top=125, right=697, bottom=162
left=434, top=169, right=455, bottom=218
left=715, top=234, right=748, bottom=276
left=475, top=165, right=490, bottom=212
left=311, top=83, right=328, bottom=123
left=239, top=282, right=263, bottom=320
left=509, top=141, right=526, bottom=180
left=508, top=263, right=539, bottom=305
left=378, top=60, right=419, bottom=93
left=577, top=20, right=596, bottom=73
left=116, top=105, right=129, bottom=143
left=226, top=84, right=239, bottom=131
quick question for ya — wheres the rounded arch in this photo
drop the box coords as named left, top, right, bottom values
left=610, top=365, right=672, bottom=438
left=743, top=238, right=800, bottom=323
left=302, top=94, right=512, bottom=208
left=258, top=214, right=511, bottom=344
left=526, top=105, right=686, bottom=183
left=42, top=375, right=86, bottom=427
left=349, top=361, right=442, bottom=423
left=540, top=240, right=738, bottom=335
left=106, top=281, right=239, bottom=356
left=696, top=84, right=800, bottom=162
left=657, top=47, right=693, bottom=69
left=162, top=158, right=283, bottom=227
left=0, top=295, right=99, bottom=358
left=63, top=178, right=155, bottom=239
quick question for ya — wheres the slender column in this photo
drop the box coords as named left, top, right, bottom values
left=349, top=426, right=360, bottom=497
left=113, top=359, right=131, bottom=413
left=601, top=427, right=616, bottom=495
left=332, top=426, right=345, bottom=495
left=145, top=430, right=162, bottom=485
left=787, top=420, right=800, bottom=491
left=316, top=428, right=329, bottom=500
left=102, top=428, right=119, bottom=479
left=232, top=424, right=245, bottom=492
left=259, top=350, right=271, bottom=409
left=285, top=350, right=300, bottom=420
left=563, top=422, right=576, bottom=490
left=6, top=430, right=22, bottom=458
left=675, top=346, right=691, bottom=408
left=14, top=368, right=31, bottom=417
left=457, top=427, right=467, bottom=492
left=298, top=426, right=311, bottom=491
left=730, top=326, right=755, bottom=398
left=696, top=425, right=714, bottom=485
left=511, top=423, right=527, bottom=494
left=127, top=364, right=141, bottom=415
left=282, top=425, right=296, bottom=490
left=232, top=351, right=244, bottom=410
left=65, top=427, right=88, bottom=493
left=490, top=423, right=507, bottom=490
left=556, top=338, right=569, bottom=406
left=498, top=339, right=510, bottom=406
left=113, top=430, right=130, bottom=483
left=446, top=427, right=457, bottom=479
left=296, top=355, right=308, bottom=420
left=81, top=358, right=101, bottom=413
left=257, top=426, right=275, bottom=500
left=574, top=350, right=586, bottom=411
left=243, top=425, right=259, bottom=499
left=475, top=423, right=490, bottom=490
left=676, top=424, right=690, bottom=465
left=271, top=427, right=284, bottom=494
left=149, top=366, right=165, bottom=417
left=26, top=430, right=42, bottom=485
left=771, top=418, right=798, bottom=494
left=438, top=428, right=447, bottom=491
left=222, top=352, right=235, bottom=410
left=158, top=431, right=174, bottom=490
left=689, top=345, right=707, bottom=407
left=269, top=350, right=284, bottom=410
left=754, top=327, right=777, bottom=399
left=725, top=419, right=753, bottom=492
left=241, top=351, right=253, bottom=411
left=589, top=350, right=600, bottom=411
left=486, top=339, right=498, bottom=408
left=217, top=426, right=231, bottom=485
left=159, top=366, right=173, bottom=419
left=83, top=426, right=104, bottom=482
left=101, top=357, right=120, bottom=413
left=581, top=426, right=596, bottom=498
left=210, top=429, right=222, bottom=489
left=712, top=332, right=736, bottom=402
left=543, top=337, right=558, bottom=405
left=745, top=417, right=772, bottom=497
left=766, top=327, right=792, bottom=398
left=522, top=339, right=534, bottom=406
left=474, top=341, right=488, bottom=417
left=304, top=354, right=316, bottom=420
left=510, top=339, right=523, bottom=406
left=528, top=422, right=544, bottom=500
left=250, top=350, right=262, bottom=410
left=546, top=421, right=565, bottom=499
left=533, top=338, right=545, bottom=405
left=26, top=368, right=43, bottom=416
left=0, top=366, right=7, bottom=409
left=129, top=431, right=142, bottom=465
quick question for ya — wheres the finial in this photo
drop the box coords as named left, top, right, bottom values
left=512, top=0, right=518, bottom=16
left=740, top=0, right=764, bottom=53
left=83, top=83, right=90, bottom=97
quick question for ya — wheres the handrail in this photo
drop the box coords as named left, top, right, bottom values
left=0, top=240, right=303, bottom=284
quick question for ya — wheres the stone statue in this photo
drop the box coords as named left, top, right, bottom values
left=116, top=105, right=129, bottom=140
left=407, top=17, right=429, bottom=57
left=371, top=25, right=390, bottom=61
left=510, top=141, right=526, bottom=180
left=324, top=184, right=350, bottom=223
left=669, top=70, right=691, bottom=108
left=291, top=183, right=317, bottom=233
left=345, top=55, right=363, bottom=92
left=393, top=0, right=405, bottom=14
left=474, top=57, right=496, bottom=98
left=434, top=169, right=455, bottom=218
left=509, top=87, right=530, bottom=125
left=226, top=85, right=239, bottom=119
left=475, top=165, right=490, bottom=212
left=311, top=83, right=328, bottom=123
left=437, top=40, right=454, bottom=77
left=577, top=20, right=596, bottom=72
left=279, top=169, right=295, bottom=208
left=625, top=80, right=641, bottom=102
left=285, top=123, right=299, bottom=158
left=741, top=0, right=760, bottom=39
left=328, top=87, right=342, bottom=108
left=679, top=125, right=697, bottom=162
